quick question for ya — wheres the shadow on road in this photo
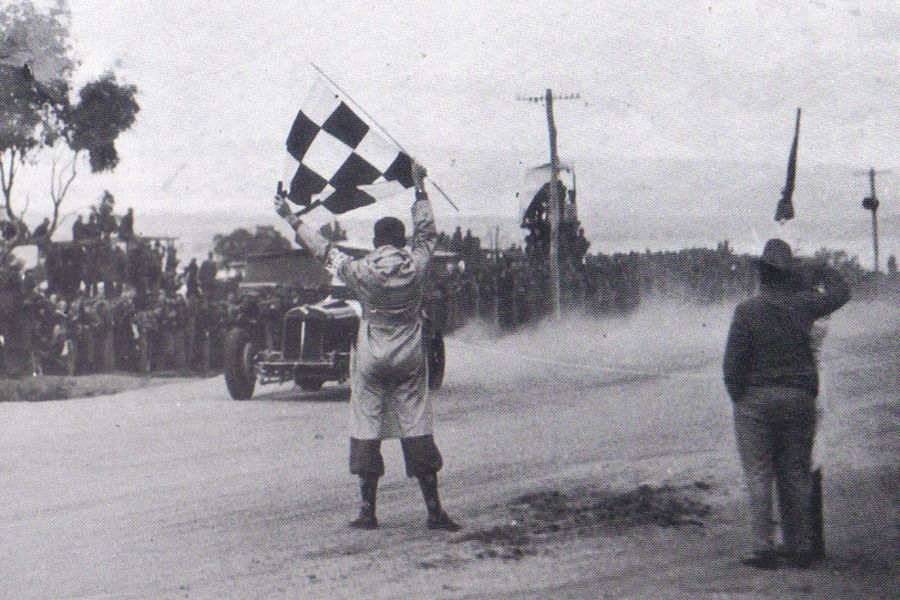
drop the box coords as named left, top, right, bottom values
left=250, top=384, right=350, bottom=404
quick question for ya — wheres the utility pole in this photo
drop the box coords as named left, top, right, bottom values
left=545, top=89, right=562, bottom=320
left=855, top=167, right=890, bottom=273
left=517, top=90, right=580, bottom=320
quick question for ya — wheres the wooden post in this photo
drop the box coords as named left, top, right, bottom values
left=868, top=168, right=880, bottom=274
left=545, top=89, right=562, bottom=320
left=857, top=167, right=889, bottom=276
left=516, top=89, right=580, bottom=319
left=493, top=224, right=500, bottom=329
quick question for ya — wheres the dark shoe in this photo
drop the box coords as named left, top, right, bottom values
left=349, top=508, right=378, bottom=530
left=741, top=551, right=778, bottom=570
left=427, top=510, right=461, bottom=532
left=774, top=544, right=797, bottom=559
left=349, top=476, right=379, bottom=530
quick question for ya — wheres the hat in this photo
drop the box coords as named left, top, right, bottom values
left=758, top=238, right=794, bottom=271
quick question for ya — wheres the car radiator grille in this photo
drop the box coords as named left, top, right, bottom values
left=283, top=317, right=326, bottom=361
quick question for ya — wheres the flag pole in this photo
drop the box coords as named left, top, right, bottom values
left=309, top=62, right=459, bottom=211
left=427, top=181, right=459, bottom=211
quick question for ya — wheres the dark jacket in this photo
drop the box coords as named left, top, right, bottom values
left=723, top=266, right=850, bottom=401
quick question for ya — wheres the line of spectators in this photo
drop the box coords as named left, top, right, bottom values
left=3, top=224, right=895, bottom=378
left=0, top=238, right=229, bottom=378
left=424, top=240, right=898, bottom=334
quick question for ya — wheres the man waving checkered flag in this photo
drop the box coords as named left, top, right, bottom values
left=280, top=77, right=415, bottom=215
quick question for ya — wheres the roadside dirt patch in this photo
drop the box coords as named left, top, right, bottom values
left=0, top=373, right=199, bottom=402
left=457, top=482, right=713, bottom=561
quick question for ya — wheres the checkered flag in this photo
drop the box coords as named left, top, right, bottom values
left=280, top=77, right=414, bottom=215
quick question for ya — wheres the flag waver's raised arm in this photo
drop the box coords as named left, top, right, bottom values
left=292, top=219, right=330, bottom=259
left=274, top=194, right=353, bottom=277
left=275, top=194, right=327, bottom=257
left=409, top=162, right=437, bottom=272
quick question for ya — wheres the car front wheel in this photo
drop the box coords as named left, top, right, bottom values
left=224, top=327, right=256, bottom=400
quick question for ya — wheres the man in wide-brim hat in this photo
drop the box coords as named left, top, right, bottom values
left=723, top=238, right=850, bottom=569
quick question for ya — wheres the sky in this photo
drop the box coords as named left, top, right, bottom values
left=5, top=0, right=899, bottom=235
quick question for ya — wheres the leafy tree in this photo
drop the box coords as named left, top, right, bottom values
left=65, top=72, right=139, bottom=172
left=0, top=1, right=138, bottom=249
left=212, top=225, right=292, bottom=267
left=0, top=0, right=73, bottom=84
left=46, top=73, right=138, bottom=240
left=0, top=0, right=72, bottom=241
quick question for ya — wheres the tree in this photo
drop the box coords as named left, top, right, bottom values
left=1, top=0, right=73, bottom=242
left=0, top=1, right=138, bottom=249
left=66, top=72, right=139, bottom=172
left=47, top=73, right=138, bottom=240
left=318, top=220, right=347, bottom=242
left=212, top=226, right=292, bottom=267
left=90, top=189, right=117, bottom=235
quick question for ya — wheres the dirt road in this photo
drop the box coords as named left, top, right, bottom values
left=1, top=303, right=897, bottom=599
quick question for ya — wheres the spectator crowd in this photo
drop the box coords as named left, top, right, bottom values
left=0, top=207, right=230, bottom=378
left=424, top=229, right=896, bottom=334
left=2, top=217, right=896, bottom=380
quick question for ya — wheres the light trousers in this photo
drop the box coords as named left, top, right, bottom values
left=733, top=385, right=816, bottom=553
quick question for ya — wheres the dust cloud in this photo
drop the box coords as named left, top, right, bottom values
left=445, top=302, right=735, bottom=390
left=444, top=299, right=899, bottom=391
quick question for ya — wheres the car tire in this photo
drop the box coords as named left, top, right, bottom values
left=224, top=327, right=255, bottom=400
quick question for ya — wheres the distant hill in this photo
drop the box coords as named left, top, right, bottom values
left=114, top=157, right=898, bottom=269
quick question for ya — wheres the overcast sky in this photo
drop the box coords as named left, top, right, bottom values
left=12, top=0, right=900, bottom=220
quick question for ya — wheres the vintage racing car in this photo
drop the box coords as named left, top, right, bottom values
left=223, top=248, right=445, bottom=400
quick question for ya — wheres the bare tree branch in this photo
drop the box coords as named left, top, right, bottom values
left=57, top=209, right=78, bottom=226
left=7, top=148, right=15, bottom=205
left=19, top=193, right=30, bottom=221
left=49, top=151, right=78, bottom=235
left=1, top=148, right=18, bottom=221
left=50, top=159, right=57, bottom=196
left=0, top=152, right=6, bottom=195
left=0, top=148, right=30, bottom=249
